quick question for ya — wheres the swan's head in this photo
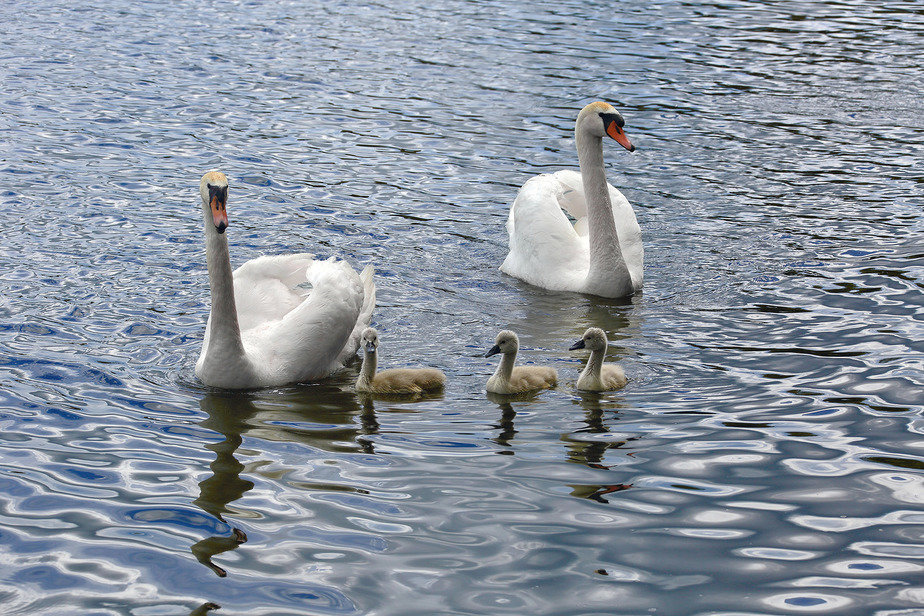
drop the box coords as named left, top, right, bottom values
left=486, top=330, right=519, bottom=357
left=199, top=171, right=229, bottom=234
left=576, top=101, right=635, bottom=152
left=361, top=327, right=379, bottom=353
left=570, top=327, right=609, bottom=352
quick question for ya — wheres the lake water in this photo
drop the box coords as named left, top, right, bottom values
left=1, top=1, right=922, bottom=614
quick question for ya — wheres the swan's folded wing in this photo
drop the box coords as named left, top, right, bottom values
left=552, top=170, right=637, bottom=244
left=233, top=253, right=316, bottom=332
left=508, top=170, right=643, bottom=290
left=335, top=265, right=375, bottom=367
left=248, top=257, right=365, bottom=383
left=550, top=170, right=588, bottom=221
left=500, top=174, right=588, bottom=290
left=609, top=186, right=644, bottom=285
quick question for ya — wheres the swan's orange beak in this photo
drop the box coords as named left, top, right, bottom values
left=605, top=121, right=635, bottom=152
left=210, top=194, right=228, bottom=234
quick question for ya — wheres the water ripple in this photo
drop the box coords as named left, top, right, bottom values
left=0, top=0, right=922, bottom=614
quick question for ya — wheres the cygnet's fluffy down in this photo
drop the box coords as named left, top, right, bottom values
left=355, top=328, right=445, bottom=395
left=485, top=330, right=557, bottom=395
left=569, top=327, right=627, bottom=391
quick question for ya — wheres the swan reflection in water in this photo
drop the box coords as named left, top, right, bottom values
left=355, top=387, right=446, bottom=454
left=191, top=393, right=256, bottom=578
left=486, top=391, right=549, bottom=450
left=190, top=384, right=373, bottom=578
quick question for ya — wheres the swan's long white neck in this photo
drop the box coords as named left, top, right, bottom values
left=357, top=348, right=378, bottom=388
left=576, top=129, right=633, bottom=297
left=580, top=346, right=605, bottom=383
left=493, top=351, right=517, bottom=384
left=203, top=215, right=246, bottom=360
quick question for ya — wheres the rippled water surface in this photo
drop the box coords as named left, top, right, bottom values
left=1, top=0, right=922, bottom=614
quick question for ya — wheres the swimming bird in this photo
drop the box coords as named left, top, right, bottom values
left=485, top=330, right=557, bottom=395
left=355, top=327, right=446, bottom=395
left=500, top=101, right=642, bottom=298
left=569, top=327, right=627, bottom=391
left=194, top=171, right=375, bottom=389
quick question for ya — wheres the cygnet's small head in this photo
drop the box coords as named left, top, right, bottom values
left=569, top=327, right=609, bottom=352
left=361, top=327, right=379, bottom=354
left=485, top=330, right=519, bottom=357
left=199, top=171, right=229, bottom=234
left=576, top=101, right=635, bottom=152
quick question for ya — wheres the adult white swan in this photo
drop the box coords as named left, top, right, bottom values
left=194, top=171, right=375, bottom=389
left=500, top=101, right=642, bottom=298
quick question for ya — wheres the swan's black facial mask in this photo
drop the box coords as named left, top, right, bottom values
left=208, top=184, right=228, bottom=208
left=599, top=112, right=625, bottom=129
left=207, top=183, right=229, bottom=234
left=599, top=113, right=635, bottom=152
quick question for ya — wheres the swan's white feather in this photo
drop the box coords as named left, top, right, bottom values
left=243, top=257, right=369, bottom=385
left=336, top=264, right=376, bottom=367
left=197, top=256, right=373, bottom=389
left=233, top=253, right=316, bottom=332
left=500, top=170, right=642, bottom=293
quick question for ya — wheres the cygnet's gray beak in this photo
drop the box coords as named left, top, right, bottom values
left=569, top=339, right=586, bottom=351
left=485, top=344, right=501, bottom=358
left=364, top=340, right=376, bottom=353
